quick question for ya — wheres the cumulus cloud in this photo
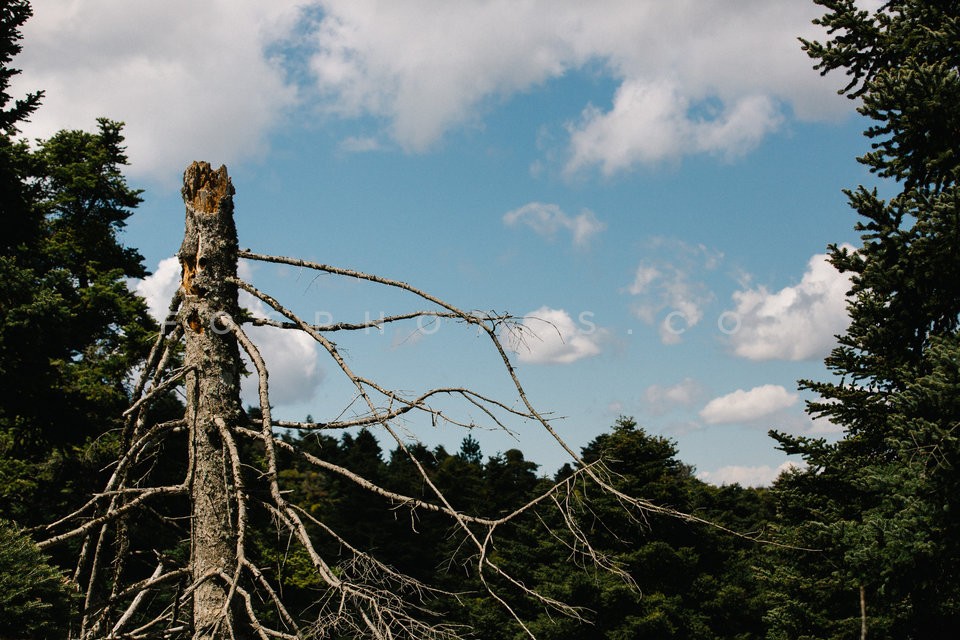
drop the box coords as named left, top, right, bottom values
left=134, top=256, right=182, bottom=323
left=699, top=384, right=798, bottom=424
left=693, top=384, right=842, bottom=435
left=241, top=324, right=323, bottom=407
left=566, top=81, right=782, bottom=174
left=626, top=239, right=722, bottom=344
left=643, top=378, right=705, bottom=415
left=11, top=2, right=851, bottom=180
left=133, top=257, right=323, bottom=408
left=308, top=0, right=847, bottom=169
left=503, top=202, right=606, bottom=248
left=725, top=249, right=853, bottom=361
left=505, top=307, right=603, bottom=365
left=698, top=460, right=802, bottom=487
left=12, top=0, right=304, bottom=182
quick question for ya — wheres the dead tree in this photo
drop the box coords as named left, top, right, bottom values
left=178, top=164, right=244, bottom=637
left=35, top=161, right=703, bottom=639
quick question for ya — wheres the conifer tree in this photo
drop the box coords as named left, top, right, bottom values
left=769, top=2, right=960, bottom=636
left=0, top=0, right=159, bottom=525
left=0, top=0, right=42, bottom=254
left=0, top=520, right=74, bottom=639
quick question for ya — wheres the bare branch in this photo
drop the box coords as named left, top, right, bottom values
left=44, top=169, right=776, bottom=640
left=248, top=309, right=496, bottom=333
left=122, top=366, right=190, bottom=418
left=38, top=484, right=187, bottom=550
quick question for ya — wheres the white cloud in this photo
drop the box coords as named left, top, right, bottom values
left=693, top=383, right=842, bottom=435
left=699, top=384, right=798, bottom=424
left=10, top=2, right=850, bottom=181
left=241, top=323, right=323, bottom=407
left=698, top=460, right=802, bottom=487
left=12, top=0, right=305, bottom=183
left=235, top=261, right=324, bottom=407
left=725, top=249, right=852, bottom=361
left=132, top=257, right=323, bottom=408
left=309, top=0, right=580, bottom=151
left=565, top=80, right=782, bottom=174
left=503, top=202, right=606, bottom=248
left=339, top=135, right=383, bottom=152
left=308, top=0, right=847, bottom=169
left=643, top=378, right=704, bottom=415
left=134, top=257, right=182, bottom=324
left=505, top=307, right=603, bottom=365
left=626, top=239, right=721, bottom=344
left=629, top=265, right=661, bottom=295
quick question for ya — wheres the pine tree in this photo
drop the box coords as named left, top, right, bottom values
left=0, top=0, right=160, bottom=526
left=0, top=0, right=42, bottom=255
left=0, top=520, right=74, bottom=639
left=0, top=120, right=156, bottom=458
left=768, top=1, right=960, bottom=636
left=0, top=0, right=40, bottom=131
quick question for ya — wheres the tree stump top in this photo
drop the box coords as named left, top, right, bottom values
left=182, top=161, right=234, bottom=214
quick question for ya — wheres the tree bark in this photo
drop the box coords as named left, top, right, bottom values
left=860, top=584, right=868, bottom=640
left=179, top=162, right=243, bottom=639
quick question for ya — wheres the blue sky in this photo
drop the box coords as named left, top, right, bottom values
left=14, top=1, right=882, bottom=485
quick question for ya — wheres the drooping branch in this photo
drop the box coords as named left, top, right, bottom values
left=232, top=254, right=685, bottom=516
left=223, top=273, right=641, bottom=637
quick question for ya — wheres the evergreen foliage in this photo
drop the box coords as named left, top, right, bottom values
left=768, top=1, right=960, bottom=636
left=0, top=0, right=40, bottom=133
left=0, top=118, right=159, bottom=524
left=0, top=519, right=75, bottom=639
left=0, top=0, right=163, bottom=562
left=264, top=419, right=773, bottom=638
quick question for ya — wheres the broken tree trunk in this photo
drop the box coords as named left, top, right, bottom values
left=179, top=162, right=244, bottom=639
